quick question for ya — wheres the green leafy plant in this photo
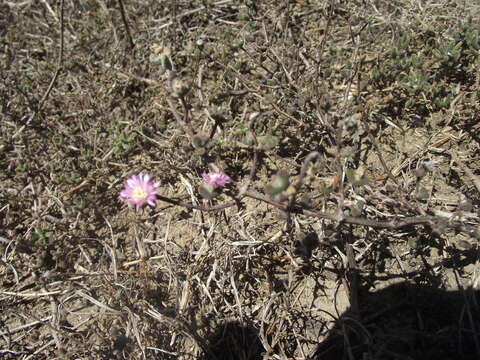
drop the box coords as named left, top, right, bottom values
left=113, top=132, right=134, bottom=154
left=402, top=71, right=430, bottom=93
left=432, top=41, right=462, bottom=66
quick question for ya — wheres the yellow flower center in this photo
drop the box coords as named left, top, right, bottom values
left=132, top=187, right=147, bottom=201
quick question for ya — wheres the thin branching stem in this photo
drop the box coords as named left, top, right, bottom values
left=117, top=0, right=135, bottom=48
left=12, top=0, right=64, bottom=139
left=166, top=95, right=195, bottom=141
left=155, top=189, right=478, bottom=235
left=297, top=151, right=321, bottom=190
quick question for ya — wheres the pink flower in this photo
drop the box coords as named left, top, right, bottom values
left=201, top=172, right=232, bottom=188
left=120, top=173, right=161, bottom=211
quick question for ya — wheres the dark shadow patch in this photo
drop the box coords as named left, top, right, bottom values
left=312, top=282, right=480, bottom=360
left=201, top=321, right=263, bottom=360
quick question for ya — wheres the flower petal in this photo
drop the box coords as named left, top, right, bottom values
left=120, top=173, right=161, bottom=210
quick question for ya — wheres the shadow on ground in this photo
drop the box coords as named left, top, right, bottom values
left=313, top=282, right=480, bottom=360
left=201, top=282, right=480, bottom=360
left=200, top=321, right=264, bottom=360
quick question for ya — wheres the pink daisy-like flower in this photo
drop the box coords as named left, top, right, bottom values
left=201, top=172, right=232, bottom=188
left=120, top=173, right=161, bottom=211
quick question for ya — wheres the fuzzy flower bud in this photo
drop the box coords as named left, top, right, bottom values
left=265, top=170, right=290, bottom=196
left=171, top=78, right=190, bottom=98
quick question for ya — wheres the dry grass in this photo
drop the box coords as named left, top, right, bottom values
left=1, top=0, right=480, bottom=359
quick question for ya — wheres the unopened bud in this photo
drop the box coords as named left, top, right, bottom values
left=350, top=199, right=365, bottom=217
left=171, top=78, right=190, bottom=98
left=415, top=166, right=426, bottom=179
left=469, top=227, right=480, bottom=240
left=191, top=133, right=209, bottom=149
left=265, top=170, right=290, bottom=196
left=198, top=183, right=217, bottom=199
